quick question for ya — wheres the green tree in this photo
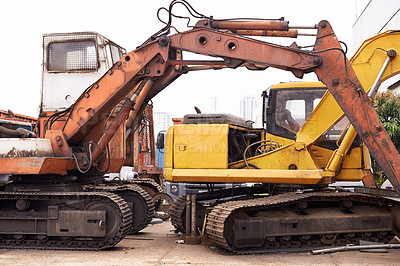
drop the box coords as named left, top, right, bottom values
left=372, top=91, right=400, bottom=186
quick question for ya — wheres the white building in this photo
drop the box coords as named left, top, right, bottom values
left=353, top=0, right=400, bottom=48
left=353, top=0, right=400, bottom=93
left=239, top=96, right=262, bottom=127
left=153, top=111, right=172, bottom=135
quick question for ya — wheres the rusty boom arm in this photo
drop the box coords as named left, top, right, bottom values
left=51, top=19, right=400, bottom=194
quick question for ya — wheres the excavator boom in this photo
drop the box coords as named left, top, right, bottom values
left=52, top=18, right=400, bottom=193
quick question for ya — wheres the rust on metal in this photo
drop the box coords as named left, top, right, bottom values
left=312, top=21, right=400, bottom=194
left=44, top=130, right=72, bottom=157
left=169, top=60, right=225, bottom=66
left=0, top=157, right=73, bottom=175
left=91, top=79, right=154, bottom=163
left=22, top=12, right=399, bottom=198
left=209, top=20, right=289, bottom=31
left=233, top=29, right=298, bottom=38
left=168, top=28, right=322, bottom=72
left=62, top=43, right=169, bottom=144
left=0, top=109, right=37, bottom=125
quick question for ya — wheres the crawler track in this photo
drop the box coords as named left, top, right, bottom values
left=170, top=186, right=267, bottom=234
left=206, top=191, right=398, bottom=254
left=88, top=183, right=155, bottom=234
left=0, top=191, right=132, bottom=250
left=170, top=195, right=188, bottom=233
left=125, top=178, right=163, bottom=195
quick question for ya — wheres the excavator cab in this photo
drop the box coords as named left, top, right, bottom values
left=263, top=82, right=327, bottom=140
left=263, top=82, right=354, bottom=145
left=262, top=81, right=369, bottom=182
left=38, top=32, right=129, bottom=172
left=40, top=32, right=126, bottom=113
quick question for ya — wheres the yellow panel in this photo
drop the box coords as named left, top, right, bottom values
left=335, top=169, right=365, bottom=181
left=342, top=147, right=363, bottom=169
left=173, top=124, right=229, bottom=169
left=307, top=145, right=366, bottom=182
left=165, top=168, right=334, bottom=184
left=264, top=132, right=295, bottom=148
left=351, top=30, right=400, bottom=89
left=164, top=126, right=174, bottom=169
left=309, top=145, right=363, bottom=170
left=308, top=145, right=332, bottom=168
left=270, top=81, right=325, bottom=89
left=229, top=142, right=319, bottom=170
left=164, top=168, right=173, bottom=181
left=363, top=145, right=371, bottom=169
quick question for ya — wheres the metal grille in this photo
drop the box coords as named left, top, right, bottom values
left=44, top=33, right=98, bottom=72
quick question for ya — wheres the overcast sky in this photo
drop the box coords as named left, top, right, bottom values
left=0, top=0, right=364, bottom=118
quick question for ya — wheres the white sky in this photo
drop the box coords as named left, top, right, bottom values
left=0, top=0, right=362, bottom=118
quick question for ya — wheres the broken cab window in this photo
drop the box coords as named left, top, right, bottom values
left=47, top=40, right=97, bottom=72
left=110, top=44, right=122, bottom=64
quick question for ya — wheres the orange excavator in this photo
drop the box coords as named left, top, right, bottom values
left=0, top=1, right=399, bottom=251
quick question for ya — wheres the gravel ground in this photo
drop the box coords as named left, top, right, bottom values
left=0, top=221, right=399, bottom=265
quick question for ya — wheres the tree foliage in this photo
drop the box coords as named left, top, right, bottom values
left=372, top=91, right=400, bottom=186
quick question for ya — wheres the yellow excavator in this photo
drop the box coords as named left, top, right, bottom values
left=167, top=30, right=400, bottom=253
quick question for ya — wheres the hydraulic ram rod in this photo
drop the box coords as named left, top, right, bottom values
left=233, top=29, right=317, bottom=38
left=91, top=78, right=154, bottom=164
left=210, top=20, right=289, bottom=31
left=326, top=50, right=397, bottom=174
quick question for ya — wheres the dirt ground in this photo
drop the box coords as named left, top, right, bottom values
left=0, top=221, right=399, bottom=266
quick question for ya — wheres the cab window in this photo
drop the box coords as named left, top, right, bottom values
left=275, top=89, right=325, bottom=133
left=47, top=40, right=97, bottom=72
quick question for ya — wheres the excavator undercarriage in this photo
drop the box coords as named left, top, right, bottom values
left=170, top=185, right=400, bottom=253
left=0, top=190, right=132, bottom=250
left=208, top=191, right=399, bottom=253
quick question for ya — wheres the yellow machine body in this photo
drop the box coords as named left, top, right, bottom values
left=165, top=30, right=400, bottom=186
left=164, top=83, right=367, bottom=184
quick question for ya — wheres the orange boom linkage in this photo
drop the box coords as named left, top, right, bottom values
left=46, top=19, right=400, bottom=193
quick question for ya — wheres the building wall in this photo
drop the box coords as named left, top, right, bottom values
left=353, top=0, right=400, bottom=49
left=206, top=97, right=217, bottom=113
left=239, top=96, right=262, bottom=127
left=154, top=111, right=171, bottom=136
left=353, top=0, right=400, bottom=93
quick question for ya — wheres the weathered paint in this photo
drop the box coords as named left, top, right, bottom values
left=0, top=138, right=54, bottom=158
left=0, top=157, right=73, bottom=175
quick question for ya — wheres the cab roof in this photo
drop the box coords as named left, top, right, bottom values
left=269, top=81, right=326, bottom=90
